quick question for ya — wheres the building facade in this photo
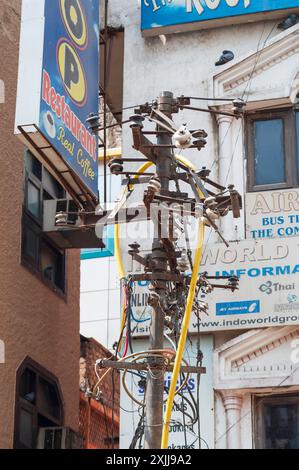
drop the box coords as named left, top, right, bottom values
left=0, top=0, right=80, bottom=449
left=79, top=335, right=120, bottom=449
left=79, top=0, right=299, bottom=449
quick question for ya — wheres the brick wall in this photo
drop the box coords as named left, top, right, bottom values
left=79, top=335, right=120, bottom=448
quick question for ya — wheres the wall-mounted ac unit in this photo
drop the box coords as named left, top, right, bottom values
left=37, top=427, right=83, bottom=449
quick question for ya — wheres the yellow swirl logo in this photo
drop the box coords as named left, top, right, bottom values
left=60, top=0, right=88, bottom=49
left=57, top=40, right=87, bottom=106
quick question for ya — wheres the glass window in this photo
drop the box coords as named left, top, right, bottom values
left=38, top=378, right=61, bottom=421
left=23, top=224, right=39, bottom=263
left=264, top=404, right=299, bottom=449
left=40, top=241, right=65, bottom=291
left=15, top=359, right=64, bottom=449
left=19, top=408, right=34, bottom=449
left=26, top=153, right=42, bottom=181
left=256, top=394, right=299, bottom=449
left=20, top=369, right=36, bottom=404
left=43, top=168, right=65, bottom=200
left=254, top=119, right=285, bottom=186
left=27, top=180, right=41, bottom=219
left=22, top=150, right=66, bottom=294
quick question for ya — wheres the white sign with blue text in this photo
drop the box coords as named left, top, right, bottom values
left=196, top=237, right=299, bottom=331
left=245, top=189, right=299, bottom=240
left=129, top=236, right=299, bottom=333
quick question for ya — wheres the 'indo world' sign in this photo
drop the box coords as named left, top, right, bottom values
left=141, top=0, right=299, bottom=36
left=196, top=237, right=299, bottom=332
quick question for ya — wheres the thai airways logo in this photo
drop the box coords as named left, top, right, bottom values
left=288, top=294, right=298, bottom=304
left=259, top=281, right=295, bottom=295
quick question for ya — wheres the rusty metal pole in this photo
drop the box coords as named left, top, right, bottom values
left=144, top=92, right=174, bottom=450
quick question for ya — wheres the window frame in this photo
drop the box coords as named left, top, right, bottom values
left=25, top=175, right=43, bottom=224
left=254, top=393, right=299, bottom=449
left=246, top=108, right=297, bottom=192
left=21, top=151, right=67, bottom=298
left=14, top=357, right=64, bottom=449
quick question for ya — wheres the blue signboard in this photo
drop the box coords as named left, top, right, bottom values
left=141, top=0, right=299, bottom=35
left=39, top=0, right=99, bottom=197
left=216, top=300, right=260, bottom=316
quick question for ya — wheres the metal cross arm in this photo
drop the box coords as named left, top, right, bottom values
left=97, top=359, right=206, bottom=375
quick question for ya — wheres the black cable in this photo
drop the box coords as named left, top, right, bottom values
left=138, top=404, right=146, bottom=449
left=180, top=372, right=188, bottom=448
left=126, top=284, right=135, bottom=355
left=208, top=21, right=278, bottom=177
left=98, top=104, right=142, bottom=117
left=110, top=280, right=129, bottom=450
left=102, top=399, right=111, bottom=446
left=110, top=369, right=116, bottom=450
left=177, top=370, right=199, bottom=426
left=223, top=21, right=279, bottom=186
left=129, top=399, right=146, bottom=449
left=164, top=385, right=196, bottom=425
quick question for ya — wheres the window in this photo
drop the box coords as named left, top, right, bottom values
left=21, top=151, right=66, bottom=295
left=247, top=108, right=299, bottom=191
left=255, top=394, right=299, bottom=449
left=14, top=358, right=63, bottom=449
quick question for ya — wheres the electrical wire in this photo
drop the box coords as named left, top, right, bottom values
left=222, top=21, right=280, bottom=187
left=208, top=20, right=278, bottom=178
left=161, top=219, right=205, bottom=449
left=114, top=154, right=203, bottom=334
left=107, top=25, right=281, bottom=446
left=98, top=104, right=142, bottom=117
left=129, top=399, right=146, bottom=449
left=111, top=150, right=211, bottom=449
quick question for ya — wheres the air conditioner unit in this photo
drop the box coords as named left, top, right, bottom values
left=37, top=427, right=83, bottom=449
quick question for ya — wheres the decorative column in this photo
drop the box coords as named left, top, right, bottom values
left=221, top=391, right=243, bottom=449
left=216, top=113, right=235, bottom=241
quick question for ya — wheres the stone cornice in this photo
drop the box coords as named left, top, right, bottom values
left=214, top=326, right=299, bottom=390
left=231, top=328, right=299, bottom=370
left=213, top=23, right=299, bottom=97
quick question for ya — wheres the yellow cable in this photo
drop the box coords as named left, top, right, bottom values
left=113, top=156, right=205, bottom=449
left=161, top=219, right=205, bottom=449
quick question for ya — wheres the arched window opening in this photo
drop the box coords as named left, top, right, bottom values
left=14, top=358, right=64, bottom=449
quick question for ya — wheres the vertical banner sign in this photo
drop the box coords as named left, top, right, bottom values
left=40, top=0, right=99, bottom=197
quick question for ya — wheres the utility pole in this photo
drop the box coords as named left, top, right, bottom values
left=83, top=91, right=243, bottom=451
left=144, top=91, right=175, bottom=449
